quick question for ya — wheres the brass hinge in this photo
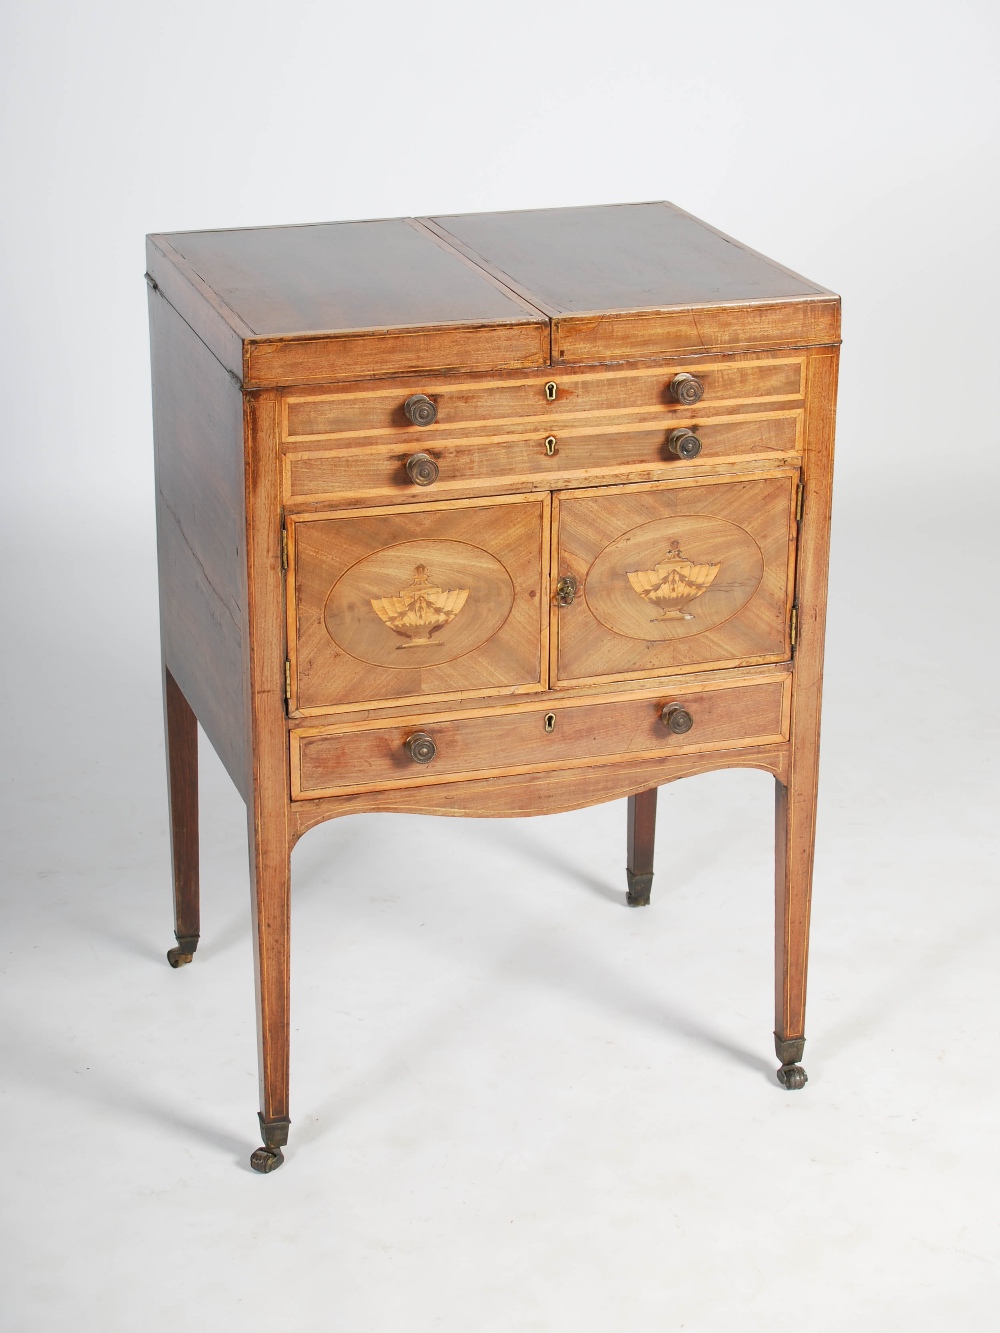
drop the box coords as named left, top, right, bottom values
left=281, top=527, right=288, bottom=571
left=796, top=482, right=805, bottom=524
left=790, top=605, right=799, bottom=649
left=284, top=659, right=291, bottom=700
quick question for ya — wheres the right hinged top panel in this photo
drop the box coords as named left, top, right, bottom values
left=426, top=202, right=840, bottom=362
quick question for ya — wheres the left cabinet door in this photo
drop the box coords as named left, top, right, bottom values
left=287, top=494, right=550, bottom=714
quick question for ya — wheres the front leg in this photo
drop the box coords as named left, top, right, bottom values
left=248, top=798, right=292, bottom=1173
left=774, top=762, right=818, bottom=1091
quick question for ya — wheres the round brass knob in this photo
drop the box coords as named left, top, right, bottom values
left=405, top=452, right=439, bottom=486
left=403, top=393, right=438, bottom=426
left=660, top=702, right=694, bottom=735
left=555, top=575, right=578, bottom=607
left=405, top=732, right=437, bottom=764
left=667, top=428, right=702, bottom=460
left=668, top=373, right=705, bottom=406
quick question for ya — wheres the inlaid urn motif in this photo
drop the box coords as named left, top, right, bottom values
left=627, top=540, right=721, bottom=620
left=370, top=565, right=470, bottom=647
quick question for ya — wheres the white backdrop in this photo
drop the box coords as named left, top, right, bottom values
left=2, top=0, right=998, bottom=514
left=2, top=3, right=999, bottom=1330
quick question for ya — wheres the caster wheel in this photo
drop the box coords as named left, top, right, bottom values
left=250, top=1146, right=284, bottom=1173
left=777, top=1063, right=808, bottom=1090
left=167, top=947, right=194, bottom=968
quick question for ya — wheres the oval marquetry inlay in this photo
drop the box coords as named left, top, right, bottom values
left=324, top=539, right=515, bottom=669
left=585, top=515, right=763, bottom=641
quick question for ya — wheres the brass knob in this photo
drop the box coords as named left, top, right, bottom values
left=405, top=452, right=439, bottom=486
left=667, top=428, right=702, bottom=460
left=660, top=702, right=694, bottom=735
left=555, top=575, right=578, bottom=606
left=405, top=732, right=437, bottom=764
left=668, top=373, right=705, bottom=406
left=403, top=393, right=437, bottom=426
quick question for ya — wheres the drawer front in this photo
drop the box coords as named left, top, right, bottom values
left=283, top=412, right=801, bottom=507
left=282, top=356, right=805, bottom=443
left=287, top=494, right=549, bottom=715
left=291, top=676, right=791, bottom=799
left=551, top=471, right=798, bottom=686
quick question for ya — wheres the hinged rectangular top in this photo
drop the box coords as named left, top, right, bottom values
left=147, top=203, right=839, bottom=389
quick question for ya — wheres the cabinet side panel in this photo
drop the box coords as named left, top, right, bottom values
left=149, top=288, right=249, bottom=798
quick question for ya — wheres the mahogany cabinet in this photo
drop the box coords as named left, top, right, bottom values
left=146, top=202, right=839, bottom=1171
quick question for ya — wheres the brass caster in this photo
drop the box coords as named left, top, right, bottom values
left=626, top=869, right=653, bottom=907
left=250, top=1145, right=285, bottom=1173
left=777, top=1063, right=808, bottom=1090
left=252, top=1113, right=290, bottom=1172
left=167, top=934, right=199, bottom=968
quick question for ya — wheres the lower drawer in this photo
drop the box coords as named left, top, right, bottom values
left=290, top=674, right=790, bottom=799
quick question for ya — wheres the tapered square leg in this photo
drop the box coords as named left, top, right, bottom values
left=774, top=764, right=818, bottom=1090
left=248, top=798, right=292, bottom=1172
left=164, top=668, right=200, bottom=967
left=626, top=788, right=658, bottom=906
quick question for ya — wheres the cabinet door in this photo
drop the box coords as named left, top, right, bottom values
left=551, top=471, right=797, bottom=686
left=288, top=494, right=548, bottom=714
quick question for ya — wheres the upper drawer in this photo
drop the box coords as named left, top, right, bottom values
left=281, top=355, right=806, bottom=442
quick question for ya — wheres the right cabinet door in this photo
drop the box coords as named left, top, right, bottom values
left=551, top=470, right=798, bottom=687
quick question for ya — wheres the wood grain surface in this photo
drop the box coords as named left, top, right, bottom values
left=552, top=471, right=797, bottom=686
left=288, top=494, right=549, bottom=714
left=148, top=203, right=839, bottom=389
left=282, top=412, right=802, bottom=508
left=149, top=287, right=250, bottom=795
left=626, top=787, right=658, bottom=905
left=164, top=668, right=200, bottom=946
left=245, top=321, right=550, bottom=391
left=152, top=216, right=550, bottom=389
left=773, top=346, right=840, bottom=1049
left=146, top=235, right=251, bottom=382
left=282, top=355, right=805, bottom=441
left=244, top=389, right=294, bottom=1128
left=163, top=216, right=547, bottom=336
left=552, top=299, right=840, bottom=366
left=426, top=203, right=829, bottom=313
left=425, top=203, right=839, bottom=363
left=292, top=675, right=791, bottom=798
left=289, top=742, right=791, bottom=835
left=147, top=201, right=840, bottom=1160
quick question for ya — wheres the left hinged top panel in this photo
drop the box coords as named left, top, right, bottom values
left=146, top=218, right=550, bottom=390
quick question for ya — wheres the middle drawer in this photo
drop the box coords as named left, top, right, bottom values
left=284, top=412, right=801, bottom=507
